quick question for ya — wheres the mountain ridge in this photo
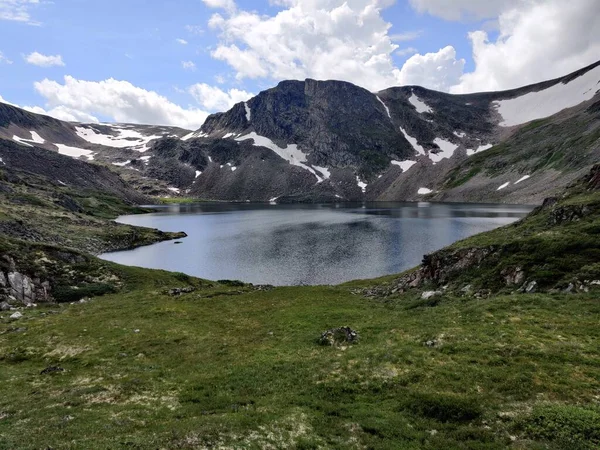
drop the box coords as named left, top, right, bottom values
left=0, top=59, right=599, bottom=204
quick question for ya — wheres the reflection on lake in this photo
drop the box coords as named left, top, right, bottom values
left=99, top=202, right=533, bottom=286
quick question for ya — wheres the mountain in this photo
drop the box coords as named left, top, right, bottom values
left=1, top=60, right=599, bottom=203
left=178, top=59, right=600, bottom=203
left=0, top=103, right=192, bottom=196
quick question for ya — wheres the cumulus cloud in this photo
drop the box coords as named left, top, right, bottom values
left=0, top=94, right=18, bottom=106
left=23, top=105, right=100, bottom=123
left=206, top=0, right=409, bottom=92
left=409, top=0, right=520, bottom=21
left=451, top=0, right=600, bottom=93
left=398, top=46, right=465, bottom=92
left=0, top=0, right=41, bottom=24
left=33, top=76, right=209, bottom=129
left=0, top=51, right=12, bottom=64
left=189, top=83, right=253, bottom=111
left=202, top=0, right=236, bottom=12
left=25, top=52, right=65, bottom=67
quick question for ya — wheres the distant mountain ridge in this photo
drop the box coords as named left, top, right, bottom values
left=0, top=60, right=599, bottom=204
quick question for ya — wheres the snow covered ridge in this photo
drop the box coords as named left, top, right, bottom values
left=75, top=124, right=174, bottom=152
left=495, top=63, right=600, bottom=127
left=234, top=132, right=330, bottom=183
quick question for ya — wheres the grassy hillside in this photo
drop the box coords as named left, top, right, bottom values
left=0, top=268, right=598, bottom=449
left=1, top=165, right=599, bottom=448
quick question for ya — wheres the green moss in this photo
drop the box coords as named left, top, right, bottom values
left=517, top=405, right=600, bottom=449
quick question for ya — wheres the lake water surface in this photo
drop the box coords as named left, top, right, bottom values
left=100, top=202, right=533, bottom=286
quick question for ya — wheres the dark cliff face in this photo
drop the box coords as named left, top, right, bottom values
left=201, top=79, right=414, bottom=178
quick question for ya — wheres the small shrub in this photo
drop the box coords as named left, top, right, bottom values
left=402, top=392, right=482, bottom=423
left=53, top=283, right=117, bottom=303
left=217, top=279, right=245, bottom=287
left=172, top=272, right=191, bottom=283
left=518, top=404, right=600, bottom=449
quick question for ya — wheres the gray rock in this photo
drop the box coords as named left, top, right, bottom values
left=524, top=281, right=538, bottom=294
left=9, top=311, right=23, bottom=319
left=421, top=291, right=442, bottom=300
left=0, top=272, right=6, bottom=287
left=8, top=272, right=36, bottom=305
left=319, top=327, right=359, bottom=346
left=564, top=283, right=575, bottom=293
left=0, top=301, right=10, bottom=311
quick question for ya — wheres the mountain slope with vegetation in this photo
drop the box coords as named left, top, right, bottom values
left=0, top=157, right=599, bottom=449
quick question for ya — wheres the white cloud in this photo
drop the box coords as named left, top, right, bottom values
left=25, top=52, right=65, bottom=67
left=0, top=51, right=12, bottom=64
left=23, top=105, right=100, bottom=123
left=33, top=76, right=209, bottom=129
left=395, top=47, right=418, bottom=57
left=0, top=0, right=41, bottom=25
left=189, top=83, right=253, bottom=111
left=202, top=0, right=236, bottom=12
left=390, top=31, right=422, bottom=42
left=176, top=38, right=188, bottom=45
left=409, top=0, right=519, bottom=21
left=0, top=94, right=18, bottom=106
left=398, top=46, right=465, bottom=92
left=451, top=0, right=600, bottom=93
left=206, top=0, right=410, bottom=92
left=182, top=60, right=196, bottom=71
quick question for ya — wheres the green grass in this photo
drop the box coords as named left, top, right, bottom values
left=1, top=273, right=599, bottom=449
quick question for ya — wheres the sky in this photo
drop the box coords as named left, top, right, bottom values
left=0, top=0, right=598, bottom=130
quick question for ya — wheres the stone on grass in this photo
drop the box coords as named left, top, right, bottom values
left=421, top=291, right=442, bottom=300
left=9, top=311, right=22, bottom=319
left=319, top=327, right=359, bottom=346
left=40, top=366, right=64, bottom=375
left=524, top=281, right=538, bottom=293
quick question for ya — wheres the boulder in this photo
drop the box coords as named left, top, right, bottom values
left=524, top=281, right=538, bottom=294
left=319, top=327, right=359, bottom=346
left=421, top=291, right=442, bottom=300
left=10, top=311, right=23, bottom=319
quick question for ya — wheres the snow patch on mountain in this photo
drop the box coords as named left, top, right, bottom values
left=408, top=93, right=432, bottom=114
left=391, top=160, right=417, bottom=172
left=356, top=176, right=367, bottom=193
left=112, top=160, right=131, bottom=167
left=54, top=144, right=94, bottom=160
left=29, top=131, right=45, bottom=143
left=400, top=128, right=426, bottom=156
left=418, top=187, right=432, bottom=195
left=182, top=130, right=208, bottom=141
left=515, top=175, right=530, bottom=184
left=245, top=102, right=251, bottom=122
left=467, top=143, right=493, bottom=156
left=497, top=182, right=510, bottom=191
left=495, top=64, right=600, bottom=127
left=235, top=132, right=326, bottom=183
left=12, top=130, right=45, bottom=147
left=75, top=125, right=164, bottom=152
left=431, top=138, right=459, bottom=163
left=12, top=136, right=33, bottom=147
left=376, top=96, right=391, bottom=119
